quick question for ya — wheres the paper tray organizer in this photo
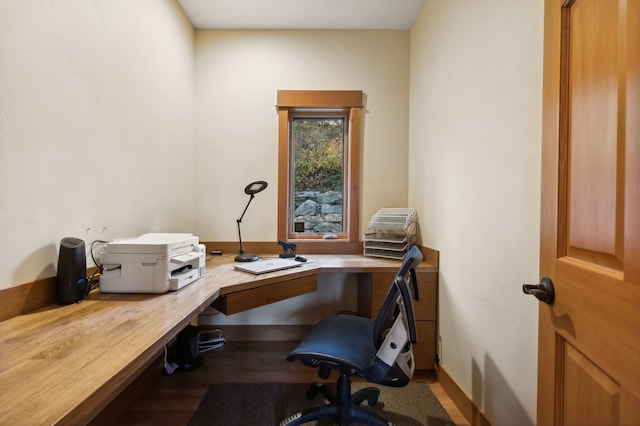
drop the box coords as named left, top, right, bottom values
left=364, top=208, right=418, bottom=260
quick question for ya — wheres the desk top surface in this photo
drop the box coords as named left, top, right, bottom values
left=0, top=254, right=437, bottom=425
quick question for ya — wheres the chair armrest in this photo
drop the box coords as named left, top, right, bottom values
left=369, top=311, right=415, bottom=385
left=375, top=311, right=410, bottom=367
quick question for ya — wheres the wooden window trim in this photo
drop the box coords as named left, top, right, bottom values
left=277, top=90, right=363, bottom=254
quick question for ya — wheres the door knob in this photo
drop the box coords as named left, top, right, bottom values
left=522, top=277, right=555, bottom=304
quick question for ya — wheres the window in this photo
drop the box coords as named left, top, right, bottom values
left=277, top=90, right=363, bottom=253
left=291, top=110, right=347, bottom=234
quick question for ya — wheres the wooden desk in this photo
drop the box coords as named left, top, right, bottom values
left=210, top=254, right=437, bottom=315
left=0, top=254, right=437, bottom=425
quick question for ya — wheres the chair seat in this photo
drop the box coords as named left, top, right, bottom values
left=281, top=246, right=423, bottom=426
left=287, top=314, right=376, bottom=376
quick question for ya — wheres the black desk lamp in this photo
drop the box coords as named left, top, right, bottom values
left=235, top=180, right=268, bottom=262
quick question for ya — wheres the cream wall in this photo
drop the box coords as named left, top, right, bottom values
left=193, top=30, right=410, bottom=243
left=193, top=29, right=411, bottom=325
left=409, top=1, right=544, bottom=424
left=0, top=0, right=195, bottom=288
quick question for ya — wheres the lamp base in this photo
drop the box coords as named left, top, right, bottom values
left=235, top=253, right=259, bottom=262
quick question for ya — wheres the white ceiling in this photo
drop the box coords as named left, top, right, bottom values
left=177, top=0, right=425, bottom=30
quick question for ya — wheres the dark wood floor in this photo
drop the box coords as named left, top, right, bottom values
left=103, top=340, right=468, bottom=425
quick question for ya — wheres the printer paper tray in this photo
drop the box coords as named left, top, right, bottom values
left=169, top=268, right=200, bottom=291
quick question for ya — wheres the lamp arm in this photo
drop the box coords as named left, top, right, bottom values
left=236, top=194, right=255, bottom=255
left=237, top=194, right=255, bottom=223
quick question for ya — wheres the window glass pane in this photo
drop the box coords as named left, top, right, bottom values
left=291, top=115, right=345, bottom=235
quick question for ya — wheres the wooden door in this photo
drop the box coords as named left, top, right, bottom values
left=536, top=0, right=640, bottom=424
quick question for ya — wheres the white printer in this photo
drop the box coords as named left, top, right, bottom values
left=99, top=233, right=206, bottom=293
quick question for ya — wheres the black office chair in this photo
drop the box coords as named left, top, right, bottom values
left=280, top=245, right=423, bottom=426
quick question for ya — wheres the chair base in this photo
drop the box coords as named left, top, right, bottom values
left=280, top=374, right=393, bottom=426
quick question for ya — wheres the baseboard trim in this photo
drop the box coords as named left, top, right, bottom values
left=436, top=365, right=492, bottom=426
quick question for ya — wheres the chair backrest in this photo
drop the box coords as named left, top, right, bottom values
left=368, top=245, right=423, bottom=386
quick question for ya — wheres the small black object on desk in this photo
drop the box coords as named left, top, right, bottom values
left=278, top=240, right=297, bottom=258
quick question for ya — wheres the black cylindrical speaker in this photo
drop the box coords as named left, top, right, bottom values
left=56, top=237, right=87, bottom=305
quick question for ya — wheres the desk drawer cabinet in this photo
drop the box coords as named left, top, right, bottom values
left=371, top=271, right=437, bottom=370
left=212, top=275, right=317, bottom=315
